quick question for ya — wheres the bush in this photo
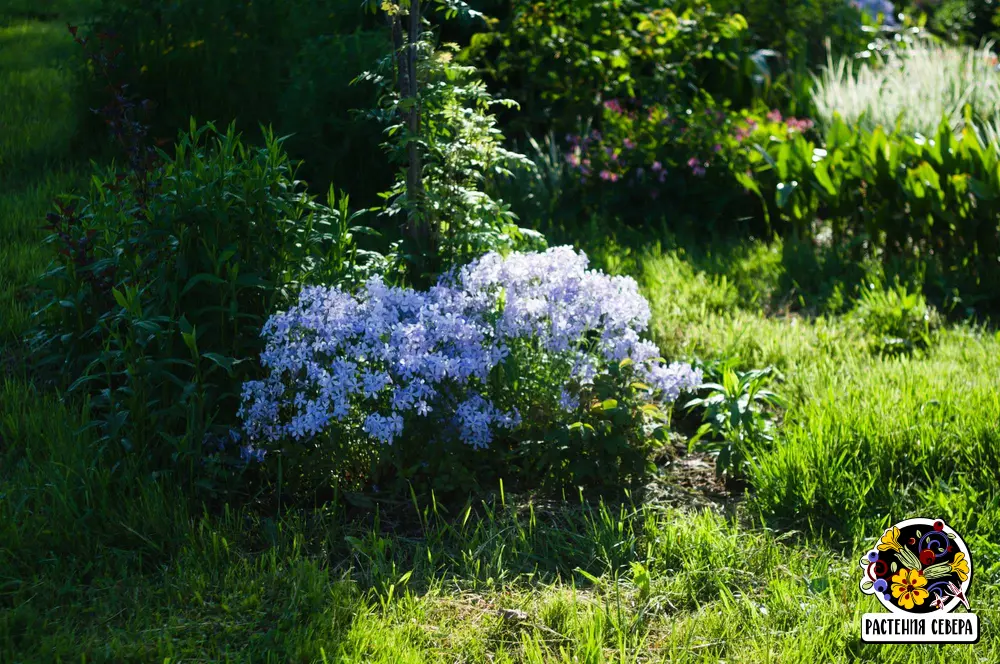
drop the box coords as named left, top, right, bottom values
left=508, top=97, right=814, bottom=235
left=710, top=0, right=877, bottom=114
left=30, top=121, right=379, bottom=483
left=747, top=112, right=1000, bottom=311
left=276, top=30, right=394, bottom=206
left=899, top=0, right=1000, bottom=45
left=561, top=99, right=814, bottom=232
left=92, top=0, right=391, bottom=204
left=238, top=246, right=702, bottom=498
left=466, top=0, right=750, bottom=138
left=714, top=0, right=875, bottom=72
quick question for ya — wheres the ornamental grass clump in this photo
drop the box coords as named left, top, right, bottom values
left=240, top=246, right=702, bottom=497
left=812, top=39, right=1000, bottom=139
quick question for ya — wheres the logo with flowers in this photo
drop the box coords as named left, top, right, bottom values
left=859, top=518, right=972, bottom=614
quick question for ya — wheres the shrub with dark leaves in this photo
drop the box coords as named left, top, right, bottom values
left=30, top=29, right=381, bottom=490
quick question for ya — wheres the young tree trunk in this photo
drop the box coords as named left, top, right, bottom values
left=405, top=0, right=427, bottom=252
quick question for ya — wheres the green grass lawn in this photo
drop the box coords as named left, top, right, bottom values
left=2, top=7, right=999, bottom=663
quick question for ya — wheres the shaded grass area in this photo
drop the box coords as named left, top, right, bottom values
left=0, top=18, right=87, bottom=348
left=2, top=7, right=1000, bottom=663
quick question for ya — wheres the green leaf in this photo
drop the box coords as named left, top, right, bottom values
left=734, top=171, right=761, bottom=196
left=812, top=161, right=837, bottom=196
left=775, top=180, right=798, bottom=209
left=575, top=568, right=602, bottom=587
left=202, top=352, right=235, bottom=376
left=112, top=288, right=128, bottom=310
left=181, top=273, right=227, bottom=296
left=181, top=329, right=198, bottom=357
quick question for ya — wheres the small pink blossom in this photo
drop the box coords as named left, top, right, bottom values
left=603, top=99, right=624, bottom=114
left=651, top=161, right=663, bottom=172
left=599, top=169, right=619, bottom=182
left=623, top=138, right=636, bottom=149
left=766, top=109, right=782, bottom=123
left=786, top=117, right=815, bottom=133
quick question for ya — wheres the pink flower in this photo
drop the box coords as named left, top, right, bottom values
left=599, top=169, right=619, bottom=182
left=603, top=99, right=624, bottom=114
left=787, top=117, right=815, bottom=132
left=767, top=109, right=782, bottom=123
left=651, top=161, right=663, bottom=172
left=713, top=143, right=722, bottom=153
left=687, top=157, right=707, bottom=177
left=623, top=138, right=636, bottom=149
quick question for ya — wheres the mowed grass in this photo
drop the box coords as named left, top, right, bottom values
left=2, top=8, right=1000, bottom=663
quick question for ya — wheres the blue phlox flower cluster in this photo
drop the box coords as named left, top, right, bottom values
left=239, top=246, right=702, bottom=449
left=456, top=393, right=521, bottom=449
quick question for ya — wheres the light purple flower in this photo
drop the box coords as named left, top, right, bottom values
left=239, top=247, right=701, bottom=451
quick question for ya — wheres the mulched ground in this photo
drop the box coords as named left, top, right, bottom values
left=648, top=440, right=744, bottom=516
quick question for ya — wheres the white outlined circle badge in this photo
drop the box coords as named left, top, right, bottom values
left=859, top=518, right=978, bottom=643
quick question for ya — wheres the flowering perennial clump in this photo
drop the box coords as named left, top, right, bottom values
left=239, top=246, right=702, bottom=451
